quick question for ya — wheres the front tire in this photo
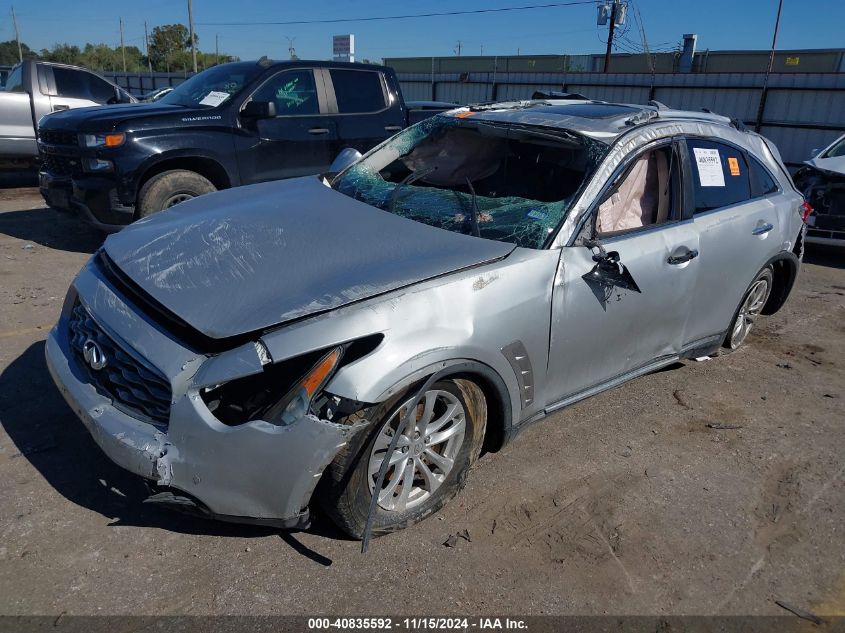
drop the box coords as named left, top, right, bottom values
left=723, top=266, right=774, bottom=351
left=318, top=379, right=487, bottom=539
left=136, top=169, right=216, bottom=218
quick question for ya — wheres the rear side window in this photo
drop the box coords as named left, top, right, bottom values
left=748, top=155, right=778, bottom=198
left=686, top=139, right=751, bottom=214
left=329, top=69, right=386, bottom=113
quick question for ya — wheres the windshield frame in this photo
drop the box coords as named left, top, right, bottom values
left=331, top=114, right=608, bottom=250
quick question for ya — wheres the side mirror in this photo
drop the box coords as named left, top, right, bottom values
left=810, top=148, right=820, bottom=158
left=241, top=100, right=277, bottom=119
left=329, top=147, right=363, bottom=174
left=581, top=239, right=641, bottom=309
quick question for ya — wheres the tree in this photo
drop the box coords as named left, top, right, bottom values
left=0, top=40, right=36, bottom=65
left=148, top=24, right=196, bottom=72
left=0, top=34, right=236, bottom=75
left=79, top=43, right=120, bottom=72
left=39, top=43, right=82, bottom=65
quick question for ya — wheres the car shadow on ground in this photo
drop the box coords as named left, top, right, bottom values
left=0, top=342, right=347, bottom=564
left=804, top=244, right=845, bottom=270
left=0, top=207, right=104, bottom=254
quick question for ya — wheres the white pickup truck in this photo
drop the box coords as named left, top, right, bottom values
left=0, top=60, right=135, bottom=169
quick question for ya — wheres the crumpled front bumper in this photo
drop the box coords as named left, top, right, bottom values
left=45, top=260, right=362, bottom=527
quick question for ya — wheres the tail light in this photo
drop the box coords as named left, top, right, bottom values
left=800, top=200, right=813, bottom=223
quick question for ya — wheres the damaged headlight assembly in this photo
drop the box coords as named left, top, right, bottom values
left=200, top=336, right=382, bottom=427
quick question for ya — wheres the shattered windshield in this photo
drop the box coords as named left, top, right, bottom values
left=332, top=115, right=607, bottom=249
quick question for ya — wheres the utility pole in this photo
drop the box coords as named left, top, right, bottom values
left=454, top=40, right=462, bottom=56
left=144, top=21, right=153, bottom=73
left=755, top=0, right=784, bottom=132
left=187, top=0, right=198, bottom=73
left=119, top=18, right=127, bottom=72
left=11, top=6, right=22, bottom=62
left=603, top=0, right=618, bottom=73
left=215, top=34, right=219, bottom=65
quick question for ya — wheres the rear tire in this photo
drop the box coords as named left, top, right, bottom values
left=136, top=169, right=216, bottom=218
left=722, top=265, right=774, bottom=352
left=318, top=378, right=486, bottom=539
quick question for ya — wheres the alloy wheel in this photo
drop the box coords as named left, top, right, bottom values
left=368, top=389, right=466, bottom=512
left=729, top=277, right=770, bottom=349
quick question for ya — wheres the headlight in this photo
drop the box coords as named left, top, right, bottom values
left=201, top=346, right=344, bottom=427
left=81, top=133, right=125, bottom=148
left=265, top=347, right=343, bottom=425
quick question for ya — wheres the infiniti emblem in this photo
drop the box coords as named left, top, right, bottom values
left=82, top=339, right=107, bottom=371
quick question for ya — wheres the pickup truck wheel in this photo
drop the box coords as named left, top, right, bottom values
left=137, top=170, right=216, bottom=218
left=318, top=379, right=486, bottom=539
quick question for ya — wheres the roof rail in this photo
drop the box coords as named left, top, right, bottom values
left=624, top=109, right=659, bottom=126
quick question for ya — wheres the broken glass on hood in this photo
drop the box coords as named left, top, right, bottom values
left=332, top=115, right=608, bottom=249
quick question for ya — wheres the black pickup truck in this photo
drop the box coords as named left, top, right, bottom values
left=37, top=59, right=449, bottom=230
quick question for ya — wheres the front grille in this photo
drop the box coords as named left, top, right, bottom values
left=68, top=302, right=172, bottom=427
left=39, top=129, right=78, bottom=146
left=41, top=153, right=81, bottom=177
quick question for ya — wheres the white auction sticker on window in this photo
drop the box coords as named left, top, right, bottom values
left=693, top=147, right=725, bottom=187
left=198, top=91, right=230, bottom=107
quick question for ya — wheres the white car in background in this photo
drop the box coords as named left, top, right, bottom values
left=794, top=133, right=845, bottom=246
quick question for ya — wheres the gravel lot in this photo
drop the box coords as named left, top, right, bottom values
left=0, top=181, right=843, bottom=617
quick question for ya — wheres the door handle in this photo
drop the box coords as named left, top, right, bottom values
left=751, top=222, right=774, bottom=236
left=308, top=127, right=330, bottom=135
left=52, top=104, right=70, bottom=111
left=667, top=249, right=699, bottom=265
left=384, top=125, right=403, bottom=132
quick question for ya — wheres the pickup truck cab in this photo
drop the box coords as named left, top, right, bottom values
left=0, top=60, right=135, bottom=169
left=37, top=59, right=437, bottom=230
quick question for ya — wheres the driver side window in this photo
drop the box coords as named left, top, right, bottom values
left=595, top=143, right=680, bottom=236
left=252, top=69, right=319, bottom=116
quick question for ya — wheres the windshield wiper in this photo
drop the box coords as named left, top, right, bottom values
left=464, top=176, right=481, bottom=238
left=388, top=167, right=436, bottom=213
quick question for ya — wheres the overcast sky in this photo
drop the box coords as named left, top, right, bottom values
left=5, top=0, right=844, bottom=62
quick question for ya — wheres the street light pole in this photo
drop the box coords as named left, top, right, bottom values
left=187, top=0, right=198, bottom=73
left=144, top=21, right=153, bottom=73
left=11, top=6, right=23, bottom=62
left=119, top=17, right=127, bottom=72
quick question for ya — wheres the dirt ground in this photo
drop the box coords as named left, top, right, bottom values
left=0, top=179, right=843, bottom=618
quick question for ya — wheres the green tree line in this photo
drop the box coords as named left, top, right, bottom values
left=0, top=24, right=238, bottom=73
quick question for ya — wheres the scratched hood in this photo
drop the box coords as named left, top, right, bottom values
left=103, top=176, right=515, bottom=339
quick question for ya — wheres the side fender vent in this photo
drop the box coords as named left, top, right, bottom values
left=501, top=341, right=534, bottom=408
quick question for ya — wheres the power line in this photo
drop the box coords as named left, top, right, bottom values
left=196, top=1, right=597, bottom=27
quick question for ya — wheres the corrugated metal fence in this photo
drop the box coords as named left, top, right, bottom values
left=104, top=71, right=191, bottom=95
left=397, top=71, right=845, bottom=169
